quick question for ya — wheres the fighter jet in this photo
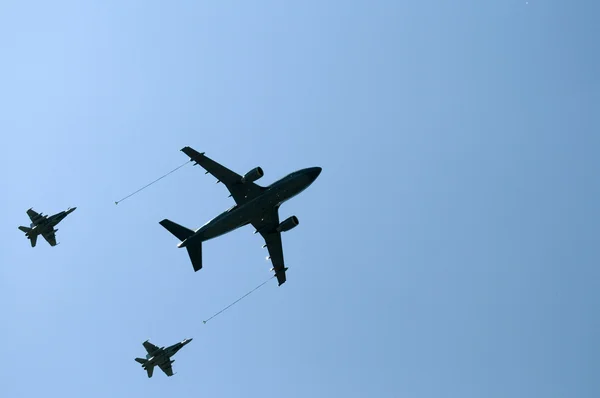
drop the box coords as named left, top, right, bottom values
left=18, top=207, right=76, bottom=247
left=135, top=338, right=193, bottom=378
left=159, top=146, right=321, bottom=286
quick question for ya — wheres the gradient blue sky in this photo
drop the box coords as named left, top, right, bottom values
left=1, top=1, right=598, bottom=397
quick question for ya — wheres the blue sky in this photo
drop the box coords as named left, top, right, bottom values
left=1, top=1, right=598, bottom=397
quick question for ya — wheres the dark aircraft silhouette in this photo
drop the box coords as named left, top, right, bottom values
left=135, top=338, right=192, bottom=378
left=18, top=207, right=76, bottom=247
left=159, top=146, right=322, bottom=285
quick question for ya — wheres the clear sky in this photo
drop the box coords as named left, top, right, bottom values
left=1, top=1, right=598, bottom=397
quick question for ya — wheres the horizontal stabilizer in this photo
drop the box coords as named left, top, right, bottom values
left=159, top=219, right=195, bottom=241
left=134, top=358, right=147, bottom=365
left=186, top=243, right=203, bottom=272
left=18, top=226, right=31, bottom=233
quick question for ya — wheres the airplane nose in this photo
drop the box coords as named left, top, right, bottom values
left=310, top=167, right=322, bottom=180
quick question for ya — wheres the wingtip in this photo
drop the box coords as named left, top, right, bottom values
left=181, top=146, right=205, bottom=156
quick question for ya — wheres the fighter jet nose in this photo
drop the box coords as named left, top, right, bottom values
left=309, top=167, right=322, bottom=180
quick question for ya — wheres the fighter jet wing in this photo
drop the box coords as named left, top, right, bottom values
left=27, top=209, right=46, bottom=223
left=181, top=147, right=264, bottom=205
left=41, top=230, right=57, bottom=246
left=143, top=341, right=160, bottom=355
left=158, top=361, right=174, bottom=377
left=252, top=210, right=287, bottom=286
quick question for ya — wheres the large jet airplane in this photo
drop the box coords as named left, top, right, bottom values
left=159, top=146, right=322, bottom=286
left=18, top=207, right=76, bottom=247
left=135, top=338, right=193, bottom=378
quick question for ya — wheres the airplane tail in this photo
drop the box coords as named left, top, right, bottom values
left=135, top=358, right=154, bottom=377
left=19, top=226, right=37, bottom=247
left=186, top=243, right=203, bottom=272
left=159, top=219, right=203, bottom=272
left=159, top=219, right=195, bottom=241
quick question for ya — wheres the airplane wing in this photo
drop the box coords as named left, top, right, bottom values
left=143, top=341, right=160, bottom=355
left=27, top=209, right=46, bottom=223
left=158, top=361, right=174, bottom=377
left=41, top=231, right=57, bottom=246
left=252, top=210, right=288, bottom=286
left=181, top=147, right=264, bottom=205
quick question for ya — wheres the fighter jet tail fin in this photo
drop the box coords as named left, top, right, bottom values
left=135, top=358, right=154, bottom=377
left=159, top=219, right=195, bottom=241
left=19, top=226, right=37, bottom=247
left=186, top=242, right=203, bottom=272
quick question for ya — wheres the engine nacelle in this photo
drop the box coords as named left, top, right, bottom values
left=276, top=216, right=299, bottom=233
left=241, top=167, right=264, bottom=183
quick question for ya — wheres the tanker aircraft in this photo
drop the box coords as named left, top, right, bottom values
left=159, top=146, right=321, bottom=286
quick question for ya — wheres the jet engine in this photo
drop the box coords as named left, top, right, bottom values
left=276, top=216, right=299, bottom=233
left=241, top=167, right=264, bottom=183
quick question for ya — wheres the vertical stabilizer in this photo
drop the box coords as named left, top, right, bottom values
left=18, top=226, right=36, bottom=247
left=135, top=358, right=153, bottom=378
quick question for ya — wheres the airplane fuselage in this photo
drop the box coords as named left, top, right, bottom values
left=145, top=351, right=174, bottom=368
left=29, top=217, right=60, bottom=235
left=141, top=339, right=192, bottom=369
left=179, top=167, right=320, bottom=247
left=22, top=207, right=76, bottom=240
